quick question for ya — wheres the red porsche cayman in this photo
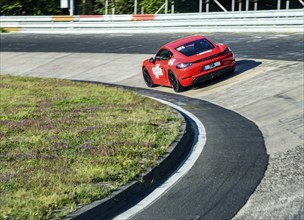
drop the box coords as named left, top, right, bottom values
left=142, top=35, right=236, bottom=92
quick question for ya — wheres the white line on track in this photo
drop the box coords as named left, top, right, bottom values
left=113, top=97, right=207, bottom=220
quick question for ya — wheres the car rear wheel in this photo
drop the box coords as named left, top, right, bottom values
left=143, top=67, right=155, bottom=88
left=169, top=70, right=184, bottom=92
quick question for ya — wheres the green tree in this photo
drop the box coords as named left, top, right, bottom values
left=92, top=0, right=134, bottom=15
left=140, top=0, right=167, bottom=14
left=1, top=0, right=302, bottom=16
left=0, top=1, right=22, bottom=15
left=93, top=0, right=105, bottom=14
left=92, top=0, right=166, bottom=15
left=113, top=0, right=134, bottom=14
left=0, top=0, right=61, bottom=15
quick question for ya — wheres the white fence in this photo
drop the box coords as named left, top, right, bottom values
left=0, top=9, right=303, bottom=33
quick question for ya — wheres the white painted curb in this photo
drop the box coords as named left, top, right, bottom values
left=114, top=96, right=207, bottom=219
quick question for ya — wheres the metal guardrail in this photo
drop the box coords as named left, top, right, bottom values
left=0, top=9, right=303, bottom=33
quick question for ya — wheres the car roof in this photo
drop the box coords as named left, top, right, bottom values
left=164, top=35, right=206, bottom=51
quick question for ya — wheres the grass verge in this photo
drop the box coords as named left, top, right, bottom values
left=0, top=74, right=182, bottom=219
left=0, top=28, right=7, bottom=33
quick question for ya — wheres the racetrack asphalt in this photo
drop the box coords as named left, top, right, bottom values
left=1, top=32, right=303, bottom=220
left=112, top=88, right=268, bottom=220
left=1, top=32, right=303, bottom=62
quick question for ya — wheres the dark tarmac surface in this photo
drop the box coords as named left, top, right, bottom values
left=118, top=89, right=268, bottom=220
left=1, top=32, right=303, bottom=220
left=1, top=33, right=303, bottom=61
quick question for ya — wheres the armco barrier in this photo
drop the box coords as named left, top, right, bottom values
left=52, top=16, right=74, bottom=22
left=132, top=14, right=155, bottom=21
left=0, top=9, right=303, bottom=33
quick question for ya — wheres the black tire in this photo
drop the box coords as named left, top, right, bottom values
left=142, top=67, right=155, bottom=88
left=230, top=67, right=236, bottom=73
left=169, top=70, right=184, bottom=92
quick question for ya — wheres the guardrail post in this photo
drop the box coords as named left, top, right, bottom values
left=277, top=0, right=281, bottom=10
left=206, top=0, right=210, bottom=12
left=238, top=0, right=242, bottom=11
left=171, top=0, right=175, bottom=14
left=246, top=0, right=249, bottom=11
left=134, top=0, right=137, bottom=14
left=254, top=0, right=258, bottom=10
left=105, top=0, right=108, bottom=15
left=165, top=0, right=168, bottom=14
left=69, top=0, right=74, bottom=16
left=286, top=0, right=289, bottom=9
left=199, top=0, right=203, bottom=13
left=232, top=0, right=235, bottom=11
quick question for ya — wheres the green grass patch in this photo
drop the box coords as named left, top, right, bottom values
left=0, top=74, right=182, bottom=219
left=0, top=28, right=7, bottom=33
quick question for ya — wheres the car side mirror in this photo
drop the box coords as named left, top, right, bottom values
left=149, top=57, right=155, bottom=63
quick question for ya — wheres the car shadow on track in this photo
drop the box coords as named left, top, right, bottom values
left=190, top=59, right=262, bottom=91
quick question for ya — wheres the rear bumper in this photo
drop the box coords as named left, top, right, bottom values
left=191, top=66, right=234, bottom=85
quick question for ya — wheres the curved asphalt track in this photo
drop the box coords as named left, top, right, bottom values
left=1, top=33, right=302, bottom=219
left=112, top=88, right=268, bottom=220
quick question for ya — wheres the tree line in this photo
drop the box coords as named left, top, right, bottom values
left=0, top=0, right=302, bottom=16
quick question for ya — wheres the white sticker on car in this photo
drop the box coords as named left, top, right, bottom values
left=199, top=50, right=212, bottom=55
left=152, top=64, right=163, bottom=78
left=168, top=59, right=176, bottom=66
left=176, top=46, right=185, bottom=51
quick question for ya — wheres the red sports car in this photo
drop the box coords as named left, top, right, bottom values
left=142, top=35, right=236, bottom=92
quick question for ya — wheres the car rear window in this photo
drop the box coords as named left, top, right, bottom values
left=175, top=39, right=215, bottom=57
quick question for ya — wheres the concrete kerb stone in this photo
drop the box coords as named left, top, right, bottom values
left=63, top=93, right=196, bottom=220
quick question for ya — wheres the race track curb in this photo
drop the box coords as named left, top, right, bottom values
left=64, top=100, right=195, bottom=220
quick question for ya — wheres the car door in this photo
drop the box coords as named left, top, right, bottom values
left=150, top=48, right=173, bottom=85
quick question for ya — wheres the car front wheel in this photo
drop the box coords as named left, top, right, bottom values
left=169, top=70, right=184, bottom=92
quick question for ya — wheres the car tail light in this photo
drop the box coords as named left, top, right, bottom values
left=223, top=47, right=231, bottom=55
left=176, top=62, right=193, bottom=69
